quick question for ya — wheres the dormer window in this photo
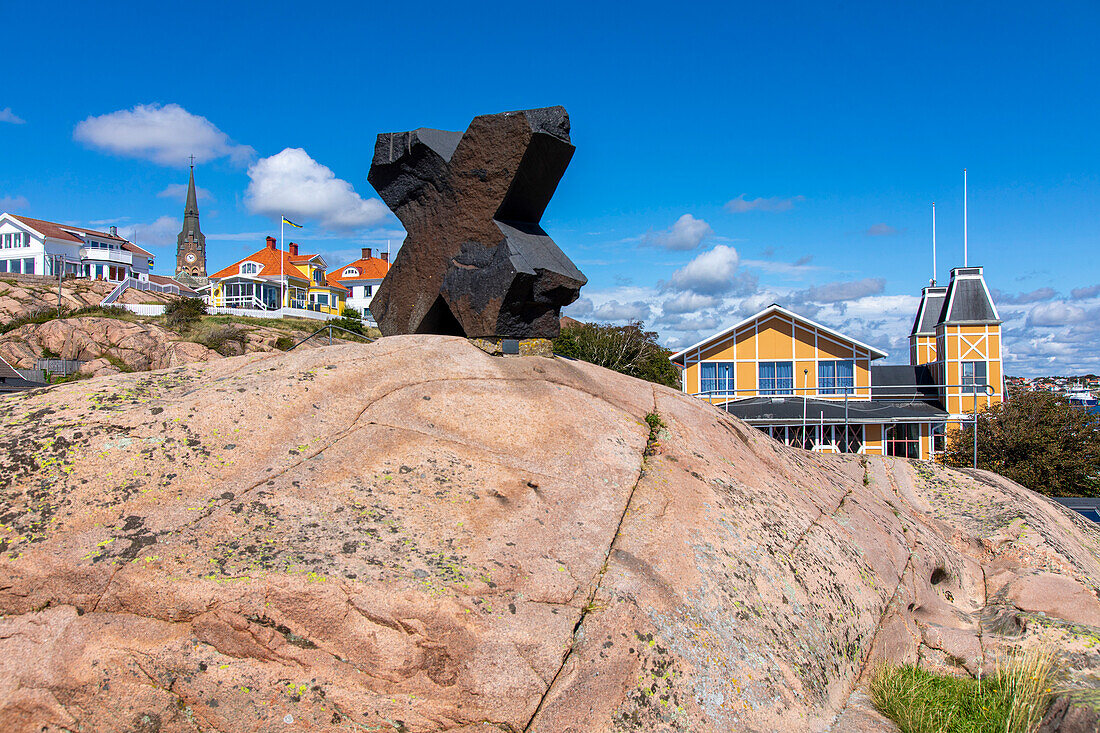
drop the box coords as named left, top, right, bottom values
left=342, top=267, right=360, bottom=278
left=240, top=262, right=261, bottom=275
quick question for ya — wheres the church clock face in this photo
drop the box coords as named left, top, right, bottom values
left=185, top=252, right=197, bottom=264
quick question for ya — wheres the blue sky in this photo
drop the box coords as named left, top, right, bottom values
left=2, top=1, right=1098, bottom=375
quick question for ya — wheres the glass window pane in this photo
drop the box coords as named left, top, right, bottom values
left=701, top=363, right=716, bottom=394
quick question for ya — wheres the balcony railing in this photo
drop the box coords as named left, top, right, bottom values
left=80, top=247, right=133, bottom=265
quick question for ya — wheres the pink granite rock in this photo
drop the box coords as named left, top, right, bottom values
left=0, top=334, right=1097, bottom=732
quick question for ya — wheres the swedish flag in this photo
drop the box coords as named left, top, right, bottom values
left=282, top=217, right=303, bottom=228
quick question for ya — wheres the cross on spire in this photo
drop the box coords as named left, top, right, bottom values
left=188, top=154, right=196, bottom=168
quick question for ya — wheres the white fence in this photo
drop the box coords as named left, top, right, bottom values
left=119, top=303, right=167, bottom=316
left=115, top=302, right=378, bottom=326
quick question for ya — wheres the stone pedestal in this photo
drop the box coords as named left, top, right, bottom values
left=469, top=337, right=554, bottom=358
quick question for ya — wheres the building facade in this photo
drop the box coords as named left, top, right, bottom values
left=671, top=266, right=1003, bottom=460
left=175, top=164, right=209, bottom=289
left=327, top=247, right=391, bottom=314
left=0, top=213, right=153, bottom=281
left=208, top=237, right=346, bottom=315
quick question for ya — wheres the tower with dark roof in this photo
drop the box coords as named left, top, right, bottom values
left=932, top=266, right=1003, bottom=416
left=175, top=161, right=208, bottom=288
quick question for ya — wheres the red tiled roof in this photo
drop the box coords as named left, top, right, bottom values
left=329, top=257, right=391, bottom=285
left=8, top=214, right=153, bottom=257
left=209, top=245, right=311, bottom=281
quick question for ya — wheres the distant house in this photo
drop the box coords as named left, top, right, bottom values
left=671, top=266, right=1004, bottom=460
left=0, top=213, right=154, bottom=281
left=0, top=356, right=47, bottom=395
left=327, top=247, right=390, bottom=315
left=208, top=237, right=346, bottom=315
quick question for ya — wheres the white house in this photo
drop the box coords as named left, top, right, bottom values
left=327, top=247, right=391, bottom=314
left=0, top=213, right=154, bottom=281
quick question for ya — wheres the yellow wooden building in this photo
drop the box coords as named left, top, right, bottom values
left=671, top=266, right=1003, bottom=460
left=208, top=237, right=347, bottom=315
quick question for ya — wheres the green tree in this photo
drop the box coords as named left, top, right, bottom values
left=164, top=297, right=207, bottom=331
left=553, top=320, right=680, bottom=389
left=942, top=391, right=1100, bottom=497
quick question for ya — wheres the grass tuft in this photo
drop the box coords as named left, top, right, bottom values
left=870, top=648, right=1058, bottom=733
left=644, top=411, right=666, bottom=457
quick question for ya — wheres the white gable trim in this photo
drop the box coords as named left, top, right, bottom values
left=670, top=304, right=889, bottom=363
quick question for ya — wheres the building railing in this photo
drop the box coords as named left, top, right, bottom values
left=689, top=383, right=997, bottom=467
left=101, top=277, right=181, bottom=305
left=36, top=358, right=84, bottom=375
left=80, top=247, right=133, bottom=265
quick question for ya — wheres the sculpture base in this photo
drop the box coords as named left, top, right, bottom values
left=470, top=337, right=554, bottom=358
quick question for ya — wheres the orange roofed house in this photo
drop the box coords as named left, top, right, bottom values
left=326, top=247, right=391, bottom=317
left=208, top=237, right=346, bottom=315
left=670, top=266, right=1003, bottom=460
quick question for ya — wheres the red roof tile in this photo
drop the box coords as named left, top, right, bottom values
left=329, top=257, right=391, bottom=284
left=209, top=245, right=311, bottom=281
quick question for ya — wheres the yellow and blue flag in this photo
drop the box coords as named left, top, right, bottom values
left=282, top=217, right=303, bottom=228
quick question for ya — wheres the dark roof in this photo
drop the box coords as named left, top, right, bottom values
left=937, top=267, right=1000, bottom=325
left=911, top=286, right=948, bottom=336
left=871, top=364, right=940, bottom=400
left=0, top=357, right=47, bottom=393
left=1051, top=497, right=1100, bottom=523
left=719, top=397, right=948, bottom=423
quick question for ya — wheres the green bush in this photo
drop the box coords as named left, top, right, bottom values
left=943, top=390, right=1100, bottom=497
left=198, top=325, right=249, bottom=356
left=553, top=320, right=680, bottom=389
left=274, top=335, right=295, bottom=351
left=164, top=297, right=208, bottom=331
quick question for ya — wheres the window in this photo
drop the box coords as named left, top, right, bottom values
left=23, top=258, right=34, bottom=275
left=699, top=361, right=735, bottom=396
left=313, top=270, right=324, bottom=285
left=364, top=284, right=372, bottom=297
left=818, top=360, right=855, bottom=395
left=885, top=423, right=920, bottom=459
left=931, top=423, right=946, bottom=455
left=240, top=262, right=260, bottom=275
left=759, top=361, right=794, bottom=395
left=840, top=424, right=864, bottom=454
left=2, top=234, right=9, bottom=248
left=343, top=267, right=359, bottom=277
left=0, top=259, right=7, bottom=272
left=962, top=361, right=987, bottom=393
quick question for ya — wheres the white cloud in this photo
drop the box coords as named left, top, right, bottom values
left=0, top=108, right=25, bottom=124
left=591, top=300, right=652, bottom=322
left=1026, top=301, right=1088, bottom=327
left=666, top=245, right=747, bottom=295
left=644, top=214, right=712, bottom=250
left=245, top=148, right=389, bottom=230
left=0, top=195, right=29, bottom=211
left=116, top=216, right=179, bottom=248
left=864, top=223, right=901, bottom=237
left=725, top=194, right=804, bottom=213
left=793, top=277, right=886, bottom=303
left=74, top=103, right=254, bottom=166
left=158, top=183, right=213, bottom=202
left=662, top=291, right=718, bottom=314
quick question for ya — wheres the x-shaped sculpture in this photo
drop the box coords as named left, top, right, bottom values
left=367, top=106, right=587, bottom=339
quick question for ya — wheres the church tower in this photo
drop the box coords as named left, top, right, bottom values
left=175, top=161, right=209, bottom=288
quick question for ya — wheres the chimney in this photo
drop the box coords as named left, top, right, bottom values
left=289, top=242, right=299, bottom=256
left=381, top=251, right=389, bottom=263
left=266, top=236, right=276, bottom=250
left=109, top=226, right=118, bottom=237
left=361, top=247, right=372, bottom=260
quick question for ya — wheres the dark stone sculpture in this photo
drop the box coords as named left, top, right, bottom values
left=367, top=106, right=586, bottom=339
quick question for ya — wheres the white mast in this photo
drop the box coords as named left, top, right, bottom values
left=932, top=201, right=937, bottom=285
left=963, top=168, right=968, bottom=267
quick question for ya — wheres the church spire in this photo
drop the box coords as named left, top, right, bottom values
left=175, top=157, right=208, bottom=287
left=184, top=157, right=199, bottom=220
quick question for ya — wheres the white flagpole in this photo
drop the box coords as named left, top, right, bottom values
left=932, top=201, right=937, bottom=285
left=963, top=169, right=968, bottom=267
left=280, top=217, right=284, bottom=311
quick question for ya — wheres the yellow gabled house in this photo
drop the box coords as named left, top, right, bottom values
left=208, top=237, right=347, bottom=315
left=671, top=266, right=1003, bottom=461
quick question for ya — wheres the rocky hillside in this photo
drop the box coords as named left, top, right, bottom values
left=0, top=273, right=177, bottom=321
left=1, top=335, right=1098, bottom=732
left=0, top=315, right=354, bottom=376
